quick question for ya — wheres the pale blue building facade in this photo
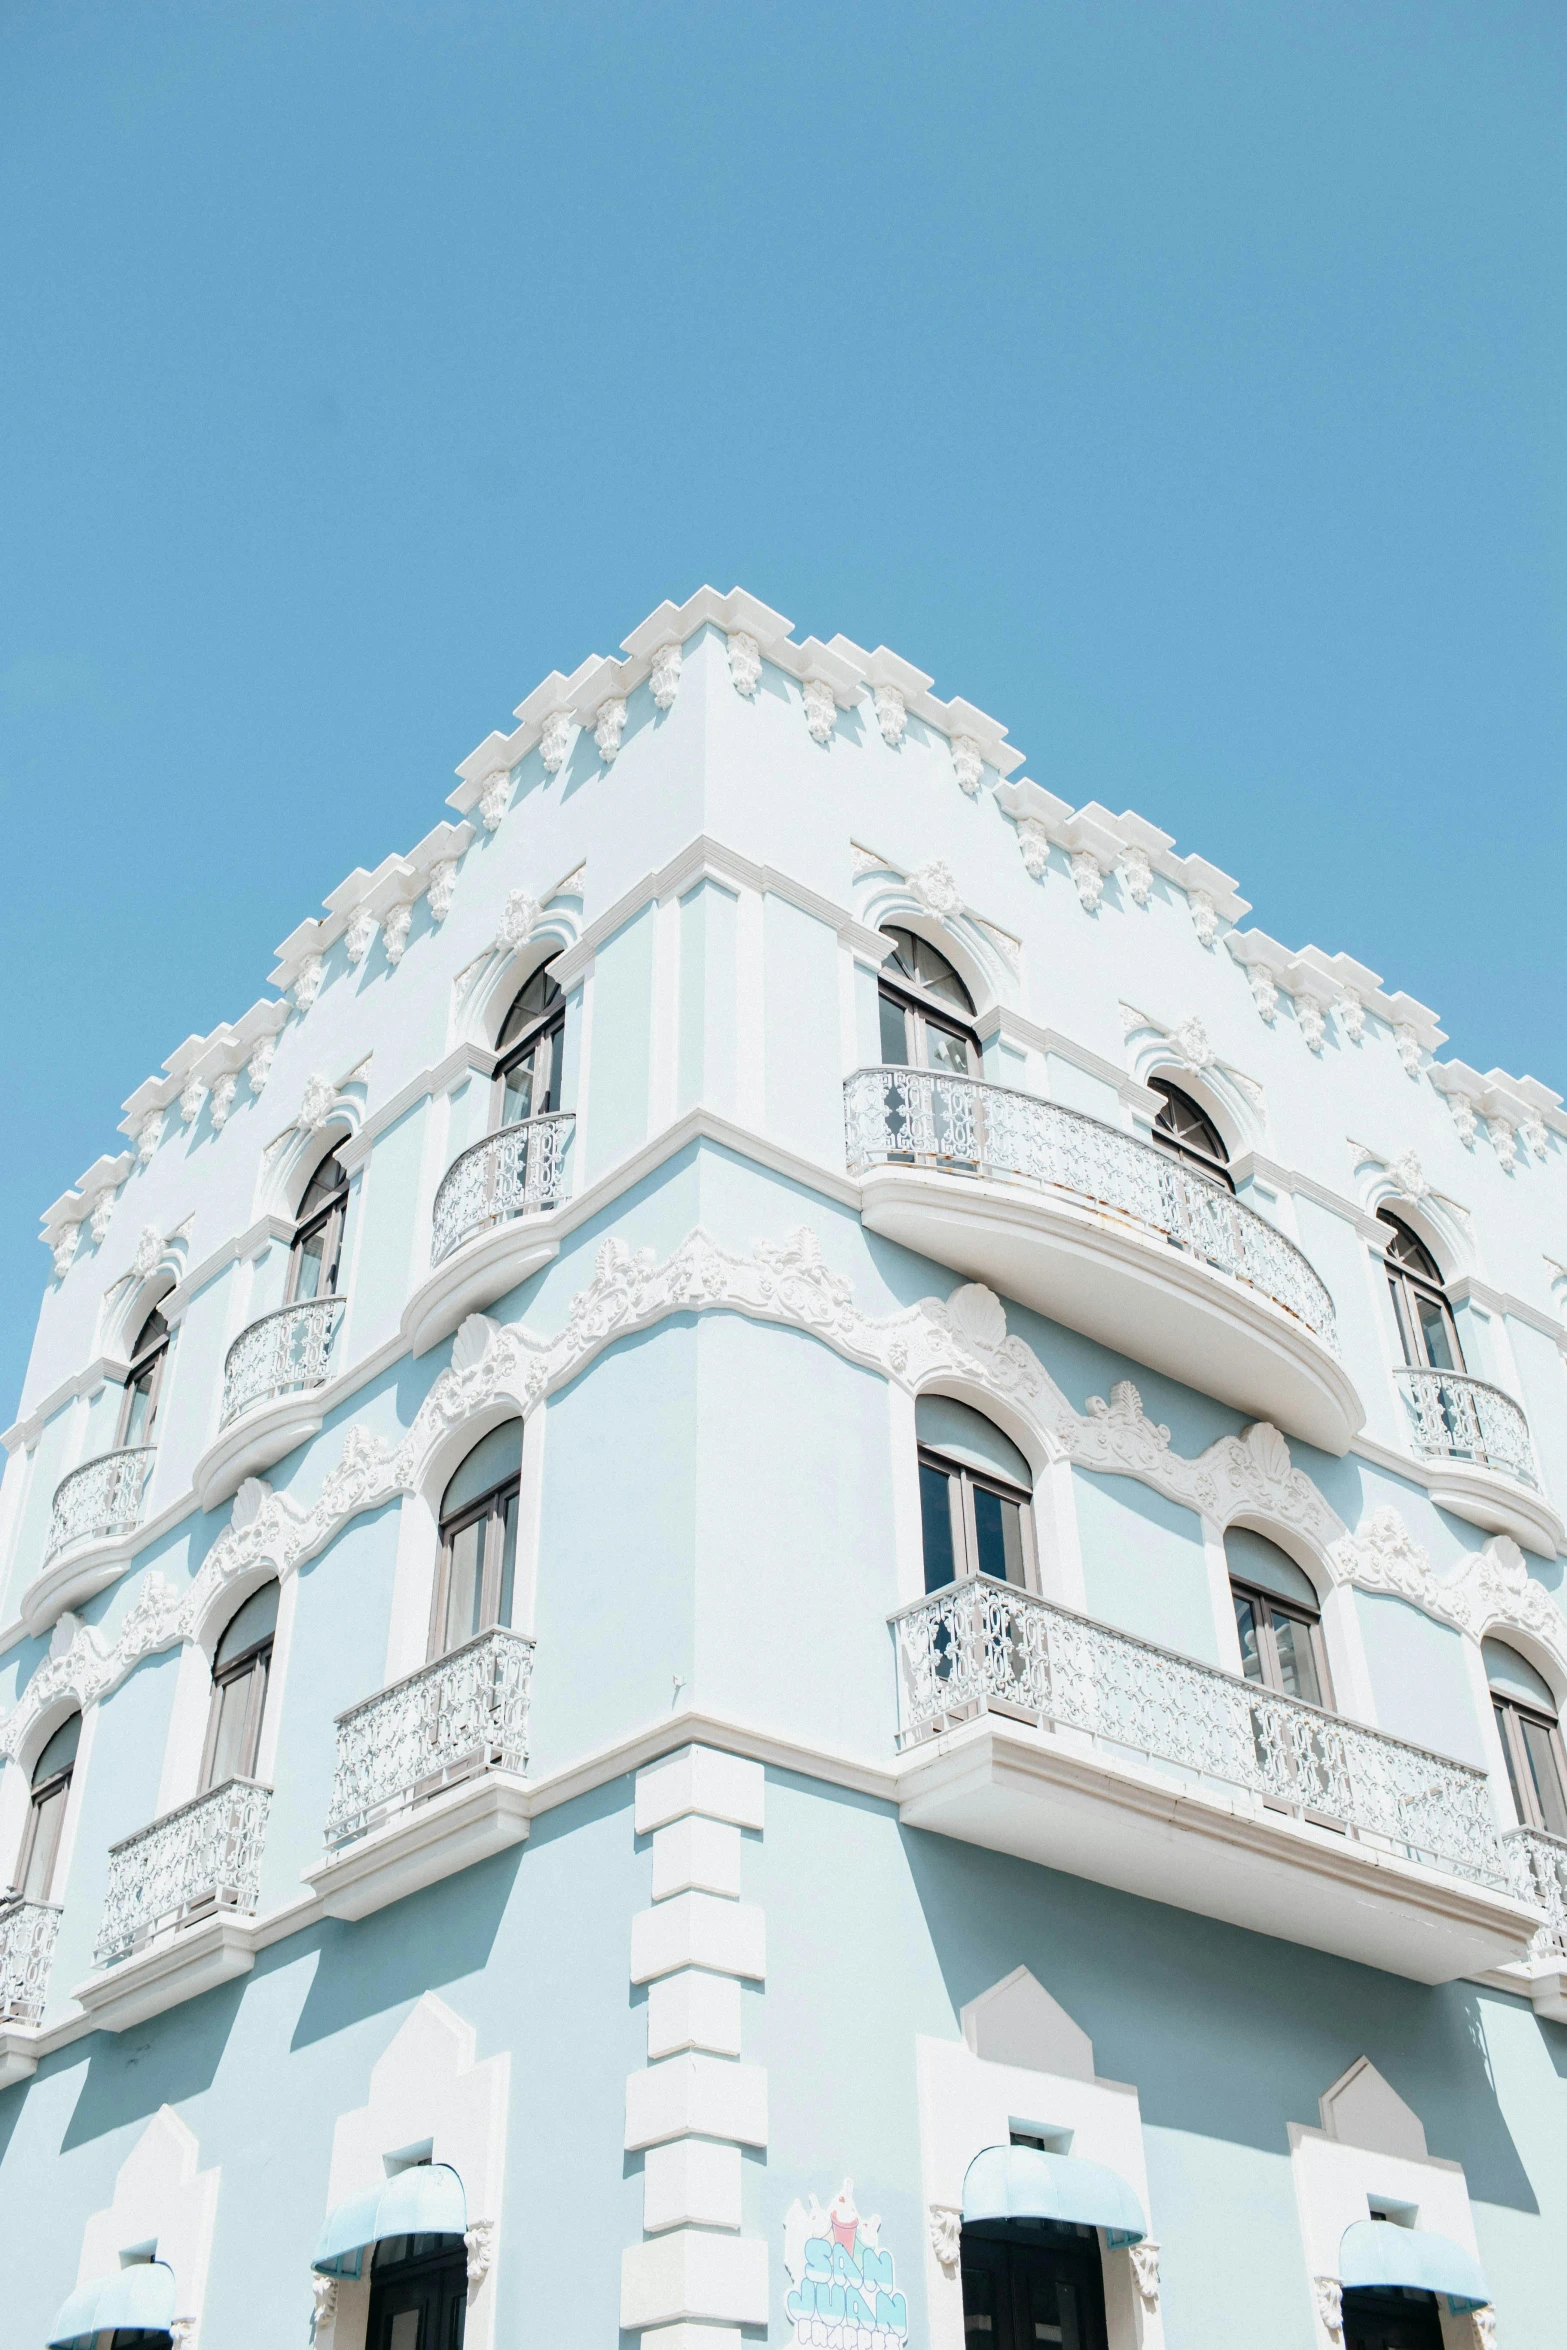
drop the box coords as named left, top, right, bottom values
left=0, top=587, right=1563, bottom=2350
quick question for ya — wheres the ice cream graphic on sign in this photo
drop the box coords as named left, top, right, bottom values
left=782, top=2178, right=910, bottom=2349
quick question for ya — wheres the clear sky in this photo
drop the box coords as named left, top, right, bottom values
left=2, top=3, right=1563, bottom=1416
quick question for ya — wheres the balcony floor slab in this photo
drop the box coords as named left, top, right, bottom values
left=0, top=2027, right=42, bottom=2088
left=193, top=1391, right=331, bottom=1512
left=895, top=1717, right=1540, bottom=1983
left=859, top=1164, right=1362, bottom=1453
left=72, top=1912, right=257, bottom=2033
left=401, top=1212, right=564, bottom=1358
left=303, top=1769, right=532, bottom=1922
left=1416, top=1455, right=1563, bottom=1558
left=21, top=1533, right=139, bottom=1637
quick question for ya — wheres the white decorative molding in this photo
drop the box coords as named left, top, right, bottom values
left=593, top=698, right=626, bottom=763
left=1394, top=1023, right=1423, bottom=1078
left=1313, top=2275, right=1344, bottom=2345
left=1449, top=1093, right=1479, bottom=1149
left=539, top=709, right=573, bottom=773
left=178, top=1073, right=206, bottom=1127
left=1190, top=889, right=1219, bottom=948
left=851, top=841, right=893, bottom=880
left=381, top=902, right=413, bottom=966
left=427, top=859, right=460, bottom=924
left=1335, top=989, right=1366, bottom=1046
left=478, top=770, right=513, bottom=831
left=133, top=1225, right=164, bottom=1280
left=1120, top=844, right=1153, bottom=907
left=727, top=631, right=761, bottom=697
left=498, top=891, right=542, bottom=954
left=951, top=735, right=983, bottom=796
left=1521, top=1112, right=1548, bottom=1160
left=802, top=675, right=836, bottom=745
left=649, top=641, right=682, bottom=711
left=910, top=860, right=963, bottom=920
left=51, top=1223, right=80, bottom=1278
left=1247, top=965, right=1280, bottom=1024
left=247, top=1035, right=276, bottom=1096
left=1129, top=2239, right=1160, bottom=2311
left=1069, top=850, right=1104, bottom=914
left=310, top=2275, right=337, bottom=2331
left=208, top=1072, right=238, bottom=1129
left=298, top=1073, right=337, bottom=1133
left=1488, top=1116, right=1517, bottom=1175
left=464, top=2218, right=495, bottom=2284
left=138, top=1113, right=165, bottom=1166
left=1390, top=1150, right=1426, bottom=1199
left=1171, top=1016, right=1213, bottom=1071
left=928, top=2204, right=961, bottom=2275
left=1470, top=2307, right=1496, bottom=2349
left=1016, top=819, right=1051, bottom=881
left=874, top=681, right=907, bottom=747
left=294, top=955, right=326, bottom=1012
left=90, top=1189, right=118, bottom=1244
left=1296, top=995, right=1327, bottom=1054
left=344, top=909, right=377, bottom=967
left=73, top=2107, right=218, bottom=2350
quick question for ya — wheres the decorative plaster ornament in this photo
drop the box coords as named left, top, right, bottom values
left=910, top=860, right=963, bottom=920
left=298, top=1073, right=336, bottom=1132
left=168, top=2324, right=197, bottom=2349
left=381, top=903, right=412, bottom=966
left=1390, top=1150, right=1426, bottom=1199
left=134, top=1225, right=163, bottom=1280
left=1016, top=819, right=1051, bottom=881
left=137, top=1112, right=165, bottom=1166
left=344, top=909, right=377, bottom=967
left=464, top=2219, right=495, bottom=2283
left=1394, top=1024, right=1422, bottom=1078
left=50, top=1224, right=80, bottom=1278
left=593, top=697, right=626, bottom=763
left=90, top=1189, right=117, bottom=1245
left=1172, top=1016, right=1213, bottom=1070
left=649, top=641, right=682, bottom=710
left=209, top=1071, right=238, bottom=1128
left=1128, top=2241, right=1161, bottom=2311
left=311, top=2275, right=338, bottom=2327
left=426, top=859, right=459, bottom=923
left=951, top=735, right=983, bottom=796
left=1296, top=996, right=1327, bottom=1054
left=1248, top=966, right=1279, bottom=1024
left=928, top=2206, right=961, bottom=2275
left=294, top=955, right=326, bottom=1011
left=1470, top=2309, right=1496, bottom=2349
left=850, top=841, right=891, bottom=880
left=1120, top=844, right=1153, bottom=907
left=1521, top=1113, right=1548, bottom=1159
left=1489, top=1117, right=1518, bottom=1174
left=1335, top=989, right=1366, bottom=1045
left=1189, top=889, right=1220, bottom=948
left=179, top=1073, right=206, bottom=1127
left=539, top=710, right=572, bottom=774
left=946, top=1281, right=1008, bottom=1352
left=1449, top=1093, right=1479, bottom=1149
left=802, top=676, right=836, bottom=744
left=498, top=890, right=541, bottom=952
left=1313, top=2277, right=1345, bottom=2345
left=727, top=630, right=761, bottom=696
left=1070, top=851, right=1104, bottom=914
left=247, top=1034, right=276, bottom=1096
left=478, top=770, right=512, bottom=831
left=874, top=682, right=907, bottom=748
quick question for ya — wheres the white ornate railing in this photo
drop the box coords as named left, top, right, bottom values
left=1394, top=1367, right=1539, bottom=1489
left=45, top=1447, right=155, bottom=1560
left=94, top=1779, right=272, bottom=1969
left=220, top=1297, right=343, bottom=1428
left=0, top=1897, right=61, bottom=2024
left=1505, top=1826, right=1567, bottom=1959
left=324, top=1627, right=535, bottom=1847
left=431, top=1112, right=574, bottom=1265
left=893, top=1577, right=1510, bottom=1892
left=844, top=1068, right=1338, bottom=1348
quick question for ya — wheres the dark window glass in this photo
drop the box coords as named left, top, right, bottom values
left=201, top=1583, right=278, bottom=1791
left=119, top=1305, right=171, bottom=1447
left=289, top=1149, right=349, bottom=1303
left=496, top=962, right=564, bottom=1129
left=1488, top=1649, right=1567, bottom=1835
left=920, top=1460, right=958, bottom=1593
left=1341, top=2286, right=1445, bottom=2350
left=960, top=2228, right=1108, bottom=2350
left=1149, top=1079, right=1233, bottom=1191
left=1378, top=1210, right=1463, bottom=1374
left=877, top=926, right=979, bottom=1077
left=1231, top=1581, right=1328, bottom=1710
left=366, top=2234, right=468, bottom=2350
left=917, top=1446, right=1033, bottom=1591
left=17, top=1710, right=82, bottom=1903
left=433, top=1423, right=524, bottom=1657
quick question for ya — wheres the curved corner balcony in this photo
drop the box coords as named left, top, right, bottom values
left=892, top=1575, right=1544, bottom=1983
left=845, top=1068, right=1360, bottom=1454
left=23, top=1447, right=157, bottom=1634
left=403, top=1111, right=573, bottom=1358
left=1395, top=1366, right=1563, bottom=1556
left=1507, top=1826, right=1567, bottom=1965
left=193, top=1295, right=345, bottom=1513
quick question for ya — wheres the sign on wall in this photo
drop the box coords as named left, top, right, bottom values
left=783, top=2179, right=910, bottom=2349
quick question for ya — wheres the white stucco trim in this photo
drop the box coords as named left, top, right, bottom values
left=74, top=2106, right=219, bottom=2345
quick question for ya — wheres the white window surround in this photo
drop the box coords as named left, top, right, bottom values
left=0, top=1687, right=99, bottom=1912
left=382, top=1401, right=544, bottom=1688
left=152, top=1567, right=297, bottom=1821
left=70, top=2105, right=218, bottom=2348
left=1290, top=2058, right=1487, bottom=2350
left=918, top=1967, right=1164, bottom=2350
left=311, top=1992, right=507, bottom=2350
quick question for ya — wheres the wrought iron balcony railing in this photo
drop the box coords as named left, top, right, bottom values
left=44, top=1447, right=155, bottom=1561
left=431, top=1111, right=574, bottom=1265
left=323, top=1626, right=535, bottom=1848
left=1505, top=1825, right=1567, bottom=1959
left=843, top=1067, right=1338, bottom=1348
left=0, top=1896, right=62, bottom=2025
left=892, top=1576, right=1509, bottom=1894
left=1394, top=1366, right=1539, bottom=1489
left=220, top=1296, right=344, bottom=1428
left=93, top=1778, right=272, bottom=1970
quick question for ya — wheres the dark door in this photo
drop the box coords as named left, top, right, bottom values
left=961, top=2224, right=1109, bottom=2350
left=1341, top=2286, right=1445, bottom=2350
left=366, top=2236, right=468, bottom=2350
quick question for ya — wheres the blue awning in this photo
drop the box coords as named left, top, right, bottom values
left=48, top=2259, right=176, bottom=2346
left=312, top=2161, right=467, bottom=2278
left=962, top=2145, right=1147, bottom=2248
left=1341, top=2220, right=1490, bottom=2314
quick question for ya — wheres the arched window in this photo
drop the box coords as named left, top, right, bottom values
left=1149, top=1079, right=1233, bottom=1192
left=1485, top=1637, right=1567, bottom=1837
left=1225, top=1528, right=1331, bottom=1710
left=496, top=960, right=564, bottom=1129
left=916, top=1397, right=1035, bottom=1592
left=1379, top=1210, right=1462, bottom=1373
left=432, top=1421, right=524, bottom=1656
left=200, top=1583, right=279, bottom=1792
left=117, top=1304, right=171, bottom=1448
left=288, top=1148, right=350, bottom=1304
left=877, top=927, right=979, bottom=1077
left=14, top=1712, right=80, bottom=1903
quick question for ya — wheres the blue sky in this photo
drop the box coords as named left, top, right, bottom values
left=2, top=2, right=1563, bottom=1414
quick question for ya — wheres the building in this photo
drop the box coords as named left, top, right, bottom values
left=1, top=585, right=1564, bottom=2350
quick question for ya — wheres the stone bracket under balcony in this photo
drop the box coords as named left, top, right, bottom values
left=193, top=1298, right=345, bottom=1510
left=402, top=1111, right=574, bottom=1357
left=1393, top=1367, right=1563, bottom=1556
left=72, top=1910, right=259, bottom=2035
left=896, top=1717, right=1540, bottom=1984
left=303, top=1770, right=531, bottom=1922
left=845, top=1069, right=1362, bottom=1454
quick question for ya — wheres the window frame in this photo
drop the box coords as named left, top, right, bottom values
left=198, top=1619, right=275, bottom=1793
left=1378, top=1210, right=1464, bottom=1374
left=430, top=1462, right=523, bottom=1659
left=917, top=1441, right=1038, bottom=1593
left=493, top=959, right=565, bottom=1133
left=1149, top=1078, right=1234, bottom=1193
left=1492, top=1691, right=1567, bottom=1836
left=1229, top=1573, right=1334, bottom=1712
left=286, top=1150, right=351, bottom=1305
left=876, top=928, right=981, bottom=1076
left=116, top=1306, right=171, bottom=1449
left=14, top=1755, right=75, bottom=1904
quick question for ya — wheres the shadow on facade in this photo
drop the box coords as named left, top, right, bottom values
left=291, top=1846, right=523, bottom=2050
left=60, top=1975, right=248, bottom=2150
